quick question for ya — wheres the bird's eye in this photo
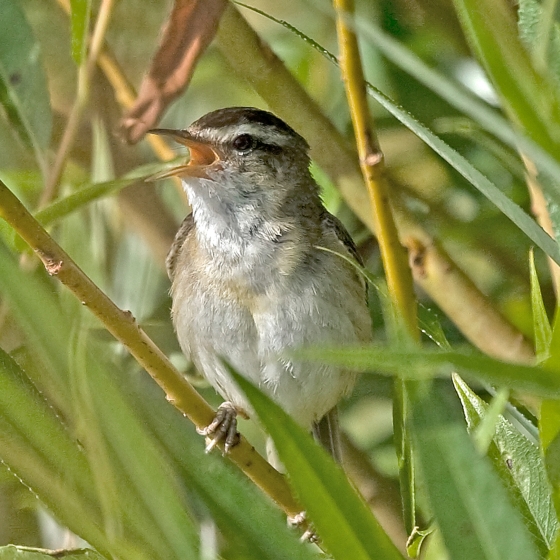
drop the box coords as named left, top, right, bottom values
left=232, top=134, right=255, bottom=153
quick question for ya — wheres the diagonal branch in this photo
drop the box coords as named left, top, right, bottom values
left=0, top=180, right=302, bottom=520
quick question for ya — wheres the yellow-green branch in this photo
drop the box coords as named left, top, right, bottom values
left=333, top=0, right=418, bottom=337
left=0, top=180, right=302, bottom=519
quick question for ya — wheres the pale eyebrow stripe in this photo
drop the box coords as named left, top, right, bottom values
left=198, top=124, right=292, bottom=146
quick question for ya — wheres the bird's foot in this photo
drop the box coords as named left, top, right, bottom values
left=197, top=401, right=240, bottom=453
left=288, top=511, right=319, bottom=543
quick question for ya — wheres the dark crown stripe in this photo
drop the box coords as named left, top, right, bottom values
left=190, top=107, right=307, bottom=148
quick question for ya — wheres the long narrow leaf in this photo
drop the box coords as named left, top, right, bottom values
left=454, top=375, right=557, bottom=552
left=452, top=0, right=560, bottom=155
left=354, top=17, right=560, bottom=184
left=0, top=348, right=119, bottom=558
left=0, top=0, right=52, bottom=168
left=362, top=82, right=560, bottom=264
left=69, top=0, right=92, bottom=66
left=230, top=368, right=404, bottom=560
left=294, top=345, right=560, bottom=398
left=411, top=382, right=541, bottom=560
left=530, top=250, right=553, bottom=362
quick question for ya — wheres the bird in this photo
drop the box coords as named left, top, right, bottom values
left=150, top=107, right=372, bottom=463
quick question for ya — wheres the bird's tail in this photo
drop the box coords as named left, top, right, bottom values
left=312, top=407, right=342, bottom=463
left=266, top=408, right=342, bottom=471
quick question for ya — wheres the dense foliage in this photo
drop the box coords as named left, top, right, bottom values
left=1, top=1, right=560, bottom=559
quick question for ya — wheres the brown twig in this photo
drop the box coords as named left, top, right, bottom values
left=406, top=238, right=535, bottom=364
left=523, top=156, right=560, bottom=297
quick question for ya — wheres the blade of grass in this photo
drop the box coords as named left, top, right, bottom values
left=452, top=0, right=560, bottom=160
left=530, top=250, right=553, bottom=362
left=410, top=381, right=541, bottom=560
left=0, top=0, right=52, bottom=173
left=69, top=0, right=92, bottom=65
left=230, top=367, right=404, bottom=560
left=454, top=375, right=558, bottom=552
left=0, top=347, right=125, bottom=559
left=293, top=345, right=560, bottom=398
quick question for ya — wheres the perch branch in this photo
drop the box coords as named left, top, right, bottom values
left=0, top=180, right=302, bottom=520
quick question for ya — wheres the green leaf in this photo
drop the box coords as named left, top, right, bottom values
left=410, top=381, right=541, bottom=560
left=517, top=0, right=560, bottom=82
left=35, top=178, right=138, bottom=226
left=0, top=0, right=52, bottom=167
left=353, top=16, right=560, bottom=184
left=0, top=346, right=116, bottom=558
left=362, top=82, right=560, bottom=265
left=517, top=0, right=560, bottom=247
left=0, top=546, right=104, bottom=559
left=70, top=0, right=92, bottom=66
left=229, top=368, right=404, bottom=560
left=530, top=249, right=553, bottom=362
left=453, top=375, right=557, bottom=552
left=541, top=398, right=560, bottom=546
left=0, top=241, right=198, bottom=560
left=418, top=304, right=451, bottom=350
left=294, top=345, right=560, bottom=398
left=34, top=158, right=178, bottom=226
left=547, top=309, right=560, bottom=371
left=545, top=431, right=560, bottom=527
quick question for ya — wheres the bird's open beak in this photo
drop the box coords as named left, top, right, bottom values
left=147, top=129, right=218, bottom=180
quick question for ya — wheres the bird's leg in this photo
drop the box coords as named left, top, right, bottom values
left=197, top=401, right=241, bottom=453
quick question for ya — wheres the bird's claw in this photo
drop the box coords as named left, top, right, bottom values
left=197, top=401, right=240, bottom=453
left=288, top=511, right=319, bottom=543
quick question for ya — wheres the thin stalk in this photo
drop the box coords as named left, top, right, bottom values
left=0, top=181, right=303, bottom=521
left=41, top=0, right=116, bottom=207
left=333, top=0, right=417, bottom=336
left=333, top=0, right=419, bottom=542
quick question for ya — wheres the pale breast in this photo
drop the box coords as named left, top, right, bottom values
left=169, top=216, right=371, bottom=427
